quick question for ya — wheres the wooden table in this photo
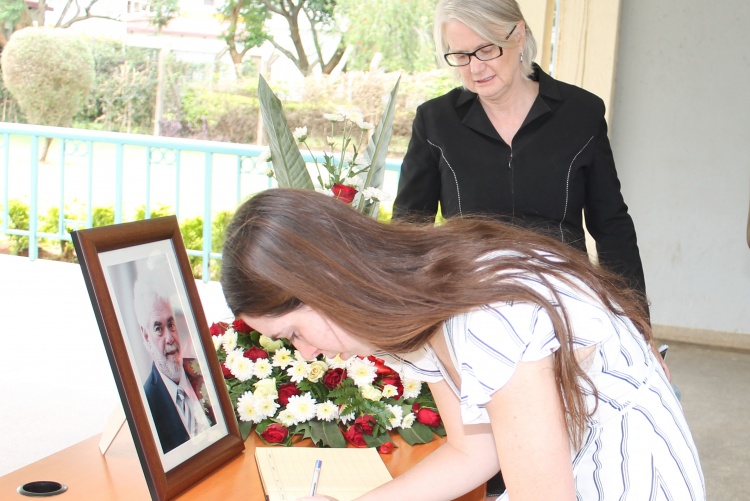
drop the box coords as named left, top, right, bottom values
left=1, top=428, right=485, bottom=500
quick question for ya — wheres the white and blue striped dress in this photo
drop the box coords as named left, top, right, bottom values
left=385, top=275, right=705, bottom=500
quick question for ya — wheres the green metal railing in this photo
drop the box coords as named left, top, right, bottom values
left=0, top=122, right=402, bottom=280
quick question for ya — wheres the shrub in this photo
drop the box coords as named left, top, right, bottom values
left=179, top=210, right=234, bottom=280
left=134, top=204, right=173, bottom=221
left=1, top=28, right=94, bottom=128
left=4, top=199, right=29, bottom=255
left=178, top=86, right=259, bottom=143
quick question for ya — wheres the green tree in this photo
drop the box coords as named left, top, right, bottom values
left=339, top=0, right=438, bottom=73
left=147, top=0, right=180, bottom=33
left=217, top=0, right=345, bottom=76
left=0, top=0, right=118, bottom=48
left=1, top=27, right=95, bottom=160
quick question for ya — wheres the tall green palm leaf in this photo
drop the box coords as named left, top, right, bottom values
left=258, top=75, right=314, bottom=189
left=357, top=76, right=400, bottom=215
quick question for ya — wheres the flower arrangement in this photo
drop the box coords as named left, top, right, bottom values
left=291, top=109, right=391, bottom=213
left=210, top=318, right=445, bottom=451
left=257, top=75, right=399, bottom=218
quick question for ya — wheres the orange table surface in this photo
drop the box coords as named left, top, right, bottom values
left=1, top=427, right=484, bottom=500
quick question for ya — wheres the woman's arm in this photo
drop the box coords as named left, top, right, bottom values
left=583, top=118, right=647, bottom=300
left=346, top=380, right=500, bottom=501
left=485, top=354, right=576, bottom=500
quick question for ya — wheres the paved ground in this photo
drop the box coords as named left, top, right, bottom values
left=1, top=254, right=748, bottom=499
left=664, top=341, right=750, bottom=500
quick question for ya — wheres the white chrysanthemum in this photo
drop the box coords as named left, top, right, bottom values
left=259, top=334, right=284, bottom=353
left=286, top=394, right=317, bottom=424
left=348, top=357, right=377, bottom=387
left=345, top=110, right=363, bottom=124
left=237, top=391, right=263, bottom=423
left=258, top=148, right=272, bottom=162
left=316, top=401, right=339, bottom=422
left=287, top=360, right=312, bottom=383
left=229, top=356, right=255, bottom=382
left=307, top=360, right=328, bottom=383
left=356, top=120, right=374, bottom=131
left=342, top=176, right=362, bottom=188
left=253, top=359, right=274, bottom=379
left=294, top=350, right=308, bottom=362
left=212, top=334, right=224, bottom=352
left=222, top=328, right=238, bottom=352
left=325, top=354, right=351, bottom=369
left=277, top=409, right=297, bottom=427
left=253, top=377, right=277, bottom=399
left=293, top=126, right=308, bottom=141
left=326, top=136, right=337, bottom=147
left=361, top=186, right=391, bottom=203
left=353, top=154, right=371, bottom=167
left=255, top=395, right=280, bottom=420
left=402, top=378, right=422, bottom=399
left=324, top=112, right=345, bottom=122
left=381, top=384, right=399, bottom=398
left=272, top=347, right=294, bottom=368
left=224, top=349, right=244, bottom=369
left=401, top=412, right=416, bottom=429
left=386, top=404, right=404, bottom=429
left=360, top=384, right=383, bottom=402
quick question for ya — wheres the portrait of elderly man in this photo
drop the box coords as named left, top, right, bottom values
left=133, top=279, right=216, bottom=454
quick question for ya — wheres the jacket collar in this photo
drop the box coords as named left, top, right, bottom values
left=454, top=64, right=561, bottom=140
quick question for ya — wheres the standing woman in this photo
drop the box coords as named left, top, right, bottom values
left=394, top=0, right=647, bottom=299
left=220, top=189, right=704, bottom=501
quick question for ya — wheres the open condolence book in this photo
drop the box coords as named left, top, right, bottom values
left=254, top=447, right=393, bottom=501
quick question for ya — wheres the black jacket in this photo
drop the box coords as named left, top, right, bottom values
left=393, top=66, right=646, bottom=296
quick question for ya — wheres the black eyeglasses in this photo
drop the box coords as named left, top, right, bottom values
left=443, top=24, right=518, bottom=67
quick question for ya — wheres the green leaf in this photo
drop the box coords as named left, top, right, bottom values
left=363, top=431, right=391, bottom=448
left=396, top=422, right=437, bottom=445
left=357, top=75, right=400, bottom=215
left=257, top=75, right=314, bottom=190
left=309, top=419, right=347, bottom=448
left=238, top=419, right=254, bottom=441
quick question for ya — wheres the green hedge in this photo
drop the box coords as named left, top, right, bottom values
left=1, top=199, right=233, bottom=281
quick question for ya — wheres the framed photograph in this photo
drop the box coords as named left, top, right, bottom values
left=72, top=216, right=244, bottom=501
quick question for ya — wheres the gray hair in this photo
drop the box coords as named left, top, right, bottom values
left=133, top=279, right=170, bottom=332
left=434, top=0, right=537, bottom=78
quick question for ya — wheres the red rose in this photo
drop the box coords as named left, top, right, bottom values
left=367, top=355, right=396, bottom=376
left=209, top=322, right=228, bottom=336
left=261, top=423, right=289, bottom=444
left=331, top=183, right=357, bottom=204
left=378, top=442, right=395, bottom=454
left=415, top=407, right=441, bottom=427
left=379, top=373, right=403, bottom=399
left=243, top=346, right=268, bottom=361
left=322, top=368, right=347, bottom=389
left=232, top=318, right=252, bottom=333
left=343, top=424, right=367, bottom=447
left=221, top=363, right=233, bottom=379
left=354, top=415, right=376, bottom=435
left=277, top=382, right=301, bottom=406
left=412, top=403, right=421, bottom=412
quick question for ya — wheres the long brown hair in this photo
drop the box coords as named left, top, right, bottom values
left=221, top=189, right=651, bottom=446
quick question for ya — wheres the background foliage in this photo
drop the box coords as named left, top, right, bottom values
left=1, top=27, right=94, bottom=129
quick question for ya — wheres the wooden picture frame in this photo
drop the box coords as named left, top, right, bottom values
left=72, top=216, right=244, bottom=501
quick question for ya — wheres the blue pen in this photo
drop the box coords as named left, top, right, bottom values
left=309, top=459, right=322, bottom=496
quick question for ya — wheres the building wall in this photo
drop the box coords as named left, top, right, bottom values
left=611, top=0, right=750, bottom=341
